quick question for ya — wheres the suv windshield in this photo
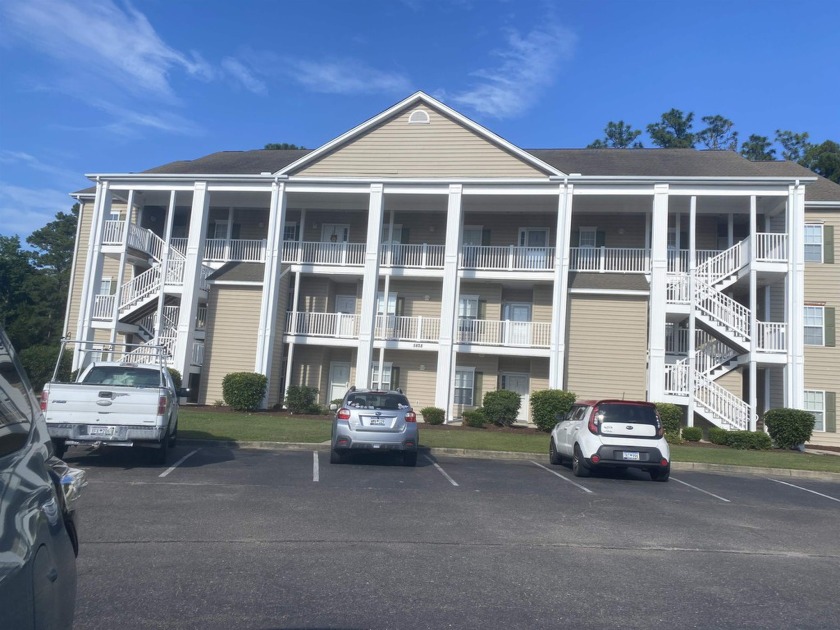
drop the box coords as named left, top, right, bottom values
left=345, top=392, right=410, bottom=410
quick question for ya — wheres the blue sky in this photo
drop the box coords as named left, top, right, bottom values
left=1, top=0, right=838, bottom=241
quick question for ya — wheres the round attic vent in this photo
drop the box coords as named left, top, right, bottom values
left=408, top=109, right=430, bottom=124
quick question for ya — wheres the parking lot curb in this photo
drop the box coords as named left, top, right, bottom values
left=180, top=439, right=840, bottom=481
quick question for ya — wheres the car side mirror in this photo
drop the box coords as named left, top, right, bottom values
left=329, top=403, right=338, bottom=411
left=177, top=387, right=189, bottom=398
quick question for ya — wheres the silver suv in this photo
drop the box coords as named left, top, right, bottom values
left=330, top=388, right=419, bottom=466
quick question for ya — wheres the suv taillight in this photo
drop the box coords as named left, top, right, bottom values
left=41, top=390, right=48, bottom=412
left=588, top=405, right=600, bottom=435
left=337, top=408, right=351, bottom=420
left=405, top=411, right=417, bottom=423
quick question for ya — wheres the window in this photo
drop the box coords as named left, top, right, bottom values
left=283, top=223, right=299, bottom=241
left=454, top=368, right=475, bottom=406
left=804, top=224, right=824, bottom=263
left=99, top=277, right=113, bottom=295
left=804, top=391, right=825, bottom=432
left=579, top=227, right=597, bottom=248
left=804, top=306, right=825, bottom=346
left=408, top=109, right=430, bottom=124
left=212, top=221, right=229, bottom=239
left=371, top=363, right=392, bottom=390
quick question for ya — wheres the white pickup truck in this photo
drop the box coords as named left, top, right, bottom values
left=41, top=341, right=180, bottom=464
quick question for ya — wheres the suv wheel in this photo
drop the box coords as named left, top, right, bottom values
left=329, top=449, right=345, bottom=464
left=549, top=439, right=562, bottom=466
left=649, top=466, right=670, bottom=482
left=572, top=446, right=590, bottom=478
left=402, top=451, right=418, bottom=467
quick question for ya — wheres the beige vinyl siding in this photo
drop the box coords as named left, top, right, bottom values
left=566, top=295, right=648, bottom=400
left=199, top=286, right=262, bottom=404
left=300, top=211, right=369, bottom=243
left=66, top=200, right=94, bottom=338
left=385, top=212, right=447, bottom=246
left=464, top=212, right=555, bottom=247
left=769, top=368, right=785, bottom=410
left=460, top=282, right=502, bottom=321
left=570, top=214, right=648, bottom=249
left=296, top=107, right=547, bottom=179
left=377, top=350, right=438, bottom=412
left=714, top=369, right=743, bottom=400
left=267, top=270, right=292, bottom=407
left=532, top=285, right=553, bottom=324
left=297, top=277, right=332, bottom=312
left=384, top=281, right=442, bottom=318
left=452, top=354, right=499, bottom=417
left=288, top=346, right=329, bottom=393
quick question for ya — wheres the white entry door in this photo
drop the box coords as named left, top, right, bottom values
left=503, top=303, right=531, bottom=346
left=329, top=362, right=351, bottom=402
left=335, top=295, right=356, bottom=337
left=501, top=373, right=530, bottom=423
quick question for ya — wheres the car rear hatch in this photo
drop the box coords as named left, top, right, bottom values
left=596, top=402, right=660, bottom=440
left=347, top=393, right=408, bottom=433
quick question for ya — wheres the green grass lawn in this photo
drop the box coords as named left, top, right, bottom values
left=179, top=408, right=840, bottom=473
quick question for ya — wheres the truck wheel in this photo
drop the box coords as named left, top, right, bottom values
left=168, top=420, right=178, bottom=447
left=155, top=436, right=169, bottom=465
left=52, top=439, right=67, bottom=459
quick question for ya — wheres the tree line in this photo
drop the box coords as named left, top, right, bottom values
left=587, top=109, right=839, bottom=183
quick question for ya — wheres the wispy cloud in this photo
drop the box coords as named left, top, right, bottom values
left=281, top=58, right=413, bottom=95
left=0, top=182, right=75, bottom=239
left=0, top=152, right=83, bottom=187
left=448, top=22, right=577, bottom=118
left=222, top=58, right=268, bottom=95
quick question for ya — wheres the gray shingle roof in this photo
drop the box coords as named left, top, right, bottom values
left=207, top=262, right=265, bottom=282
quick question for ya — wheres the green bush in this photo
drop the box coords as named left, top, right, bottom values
left=763, top=408, right=816, bottom=449
left=483, top=390, right=521, bottom=427
left=167, top=367, right=182, bottom=391
left=709, top=427, right=729, bottom=445
left=682, top=426, right=703, bottom=442
left=462, top=408, right=487, bottom=428
left=724, top=430, right=772, bottom=450
left=222, top=372, right=268, bottom=411
left=531, top=389, right=576, bottom=432
left=20, top=344, right=68, bottom=392
left=420, top=407, right=445, bottom=425
left=656, top=403, right=684, bottom=441
left=284, top=385, right=319, bottom=414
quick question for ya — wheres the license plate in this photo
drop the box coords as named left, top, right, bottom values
left=622, top=451, right=640, bottom=461
left=89, top=425, right=116, bottom=437
left=369, top=418, right=386, bottom=426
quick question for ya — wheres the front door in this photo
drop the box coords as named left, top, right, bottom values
left=503, top=303, right=531, bottom=346
left=518, top=228, right=549, bottom=268
left=462, top=225, right=483, bottom=268
left=335, top=295, right=356, bottom=337
left=329, top=362, right=351, bottom=403
left=501, top=373, right=530, bottom=423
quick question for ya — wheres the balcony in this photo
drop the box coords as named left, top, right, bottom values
left=461, top=245, right=555, bottom=271
left=457, top=318, right=551, bottom=348
left=283, top=312, right=441, bottom=343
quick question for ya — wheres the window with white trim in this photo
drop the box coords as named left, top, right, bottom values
left=371, top=363, right=392, bottom=390
left=99, top=277, right=113, bottom=295
left=454, top=367, right=475, bottom=406
left=804, top=224, right=824, bottom=263
left=579, top=227, right=597, bottom=248
left=804, top=306, right=825, bottom=346
left=283, top=223, right=299, bottom=241
left=804, top=390, right=825, bottom=431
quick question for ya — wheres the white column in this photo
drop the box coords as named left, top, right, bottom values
left=154, top=190, right=178, bottom=344
left=787, top=183, right=806, bottom=409
left=173, top=182, right=210, bottom=376
left=748, top=195, right=758, bottom=430
left=549, top=183, right=573, bottom=388
left=255, top=182, right=287, bottom=384
left=647, top=184, right=669, bottom=401
left=75, top=181, right=111, bottom=370
left=109, top=190, right=135, bottom=345
left=687, top=196, right=697, bottom=427
left=435, top=185, right=463, bottom=415
left=355, top=184, right=384, bottom=387
left=62, top=197, right=87, bottom=339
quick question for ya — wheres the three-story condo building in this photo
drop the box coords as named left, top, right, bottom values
left=65, top=92, right=839, bottom=445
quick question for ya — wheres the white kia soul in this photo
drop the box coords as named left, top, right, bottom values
left=549, top=400, right=671, bottom=481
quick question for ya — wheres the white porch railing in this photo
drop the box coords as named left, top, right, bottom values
left=170, top=238, right=188, bottom=255
left=757, top=322, right=786, bottom=352
left=92, top=295, right=115, bottom=320
left=570, top=247, right=649, bottom=273
left=665, top=359, right=753, bottom=431
left=204, top=238, right=266, bottom=262
left=461, top=245, right=555, bottom=271
left=102, top=220, right=123, bottom=244
left=380, top=244, right=445, bottom=269
left=666, top=274, right=690, bottom=304
left=756, top=233, right=787, bottom=262
left=281, top=241, right=366, bottom=266
left=695, top=281, right=750, bottom=344
left=697, top=241, right=743, bottom=286
left=285, top=311, right=359, bottom=338
left=457, top=318, right=551, bottom=348
left=375, top=315, right=441, bottom=341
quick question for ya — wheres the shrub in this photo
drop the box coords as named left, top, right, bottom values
left=656, top=403, right=684, bottom=441
left=763, top=408, right=816, bottom=449
left=724, top=430, right=772, bottom=450
left=222, top=372, right=267, bottom=411
left=482, top=390, right=521, bottom=427
left=462, top=408, right=487, bottom=428
left=709, top=427, right=729, bottom=445
left=420, top=407, right=445, bottom=425
left=20, top=344, right=67, bottom=392
left=682, top=426, right=703, bottom=442
left=531, top=389, right=576, bottom=432
left=167, top=367, right=182, bottom=391
left=284, top=385, right=319, bottom=414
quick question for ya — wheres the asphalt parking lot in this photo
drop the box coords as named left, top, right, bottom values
left=67, top=443, right=840, bottom=630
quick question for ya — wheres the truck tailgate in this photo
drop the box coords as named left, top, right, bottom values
left=45, top=384, right=165, bottom=426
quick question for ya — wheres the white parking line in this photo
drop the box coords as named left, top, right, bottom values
left=531, top=461, right=593, bottom=494
left=768, top=478, right=840, bottom=503
left=424, top=455, right=459, bottom=486
left=313, top=451, right=320, bottom=482
left=159, top=449, right=200, bottom=478
left=671, top=477, right=731, bottom=503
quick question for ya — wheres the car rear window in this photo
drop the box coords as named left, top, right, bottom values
left=84, top=366, right=162, bottom=387
left=346, top=393, right=410, bottom=410
left=598, top=403, right=658, bottom=425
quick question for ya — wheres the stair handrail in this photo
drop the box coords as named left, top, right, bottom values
left=696, top=240, right=744, bottom=286
left=693, top=370, right=753, bottom=431
left=119, top=266, right=161, bottom=311
left=695, top=332, right=739, bottom=375
left=694, top=277, right=751, bottom=343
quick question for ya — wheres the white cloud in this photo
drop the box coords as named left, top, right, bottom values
left=449, top=22, right=577, bottom=118
left=0, top=182, right=75, bottom=239
left=0, top=152, right=83, bottom=188
left=281, top=58, right=413, bottom=95
left=222, top=58, right=267, bottom=95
